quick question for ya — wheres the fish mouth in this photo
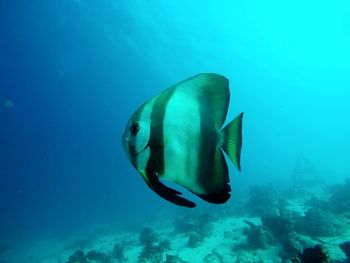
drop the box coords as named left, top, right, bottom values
left=129, top=145, right=139, bottom=155
left=123, top=137, right=150, bottom=155
left=122, top=137, right=131, bottom=152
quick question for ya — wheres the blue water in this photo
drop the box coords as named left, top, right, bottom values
left=0, top=0, right=349, bottom=259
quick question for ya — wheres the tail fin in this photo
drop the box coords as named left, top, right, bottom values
left=221, top=112, right=243, bottom=171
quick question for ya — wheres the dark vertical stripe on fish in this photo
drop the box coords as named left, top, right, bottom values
left=197, top=88, right=218, bottom=193
left=196, top=90, right=231, bottom=203
left=146, top=89, right=175, bottom=177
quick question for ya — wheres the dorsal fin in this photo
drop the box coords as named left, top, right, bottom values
left=173, top=73, right=230, bottom=129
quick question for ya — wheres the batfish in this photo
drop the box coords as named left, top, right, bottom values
left=122, top=73, right=243, bottom=207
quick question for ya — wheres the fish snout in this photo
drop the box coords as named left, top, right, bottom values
left=122, top=136, right=130, bottom=151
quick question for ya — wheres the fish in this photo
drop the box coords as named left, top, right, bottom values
left=122, top=73, right=243, bottom=207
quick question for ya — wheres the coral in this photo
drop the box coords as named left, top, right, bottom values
left=245, top=185, right=281, bottom=217
left=291, top=245, right=328, bottom=263
left=328, top=178, right=350, bottom=214
left=261, top=215, right=294, bottom=240
left=173, top=212, right=214, bottom=236
left=188, top=232, right=203, bottom=248
left=243, top=220, right=275, bottom=250
left=112, top=243, right=127, bottom=262
left=203, top=250, right=224, bottom=263
left=86, top=250, right=111, bottom=263
left=339, top=241, right=350, bottom=261
left=305, top=196, right=329, bottom=210
left=66, top=247, right=121, bottom=263
left=158, top=240, right=171, bottom=252
left=137, top=242, right=163, bottom=263
left=137, top=227, right=170, bottom=263
left=280, top=232, right=314, bottom=260
left=174, top=212, right=214, bottom=249
left=139, top=227, right=158, bottom=246
left=164, top=254, right=189, bottom=263
left=260, top=214, right=318, bottom=260
left=67, top=250, right=89, bottom=263
left=296, top=207, right=344, bottom=237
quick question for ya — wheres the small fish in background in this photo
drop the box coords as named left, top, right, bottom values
left=122, top=73, right=243, bottom=207
left=3, top=99, right=14, bottom=108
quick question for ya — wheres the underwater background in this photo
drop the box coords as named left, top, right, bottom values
left=0, top=0, right=349, bottom=262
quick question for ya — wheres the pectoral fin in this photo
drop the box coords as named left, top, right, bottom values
left=140, top=170, right=196, bottom=208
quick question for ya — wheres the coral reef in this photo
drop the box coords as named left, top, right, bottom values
left=139, top=227, right=158, bottom=245
left=245, top=185, right=282, bottom=217
left=203, top=250, right=224, bottom=263
left=137, top=227, right=171, bottom=262
left=261, top=214, right=294, bottom=240
left=339, top=241, right=350, bottom=262
left=164, top=254, right=189, bottom=263
left=137, top=242, right=163, bottom=263
left=291, top=245, right=328, bottom=263
left=173, top=212, right=214, bottom=249
left=173, top=212, right=214, bottom=236
left=305, top=196, right=329, bottom=210
left=112, top=243, right=127, bottom=262
left=137, top=239, right=170, bottom=263
left=67, top=250, right=89, bottom=263
left=159, top=240, right=171, bottom=251
left=65, top=238, right=133, bottom=263
left=279, top=232, right=314, bottom=260
left=53, top=176, right=350, bottom=263
left=262, top=205, right=345, bottom=240
left=86, top=250, right=111, bottom=263
left=296, top=207, right=345, bottom=237
left=66, top=249, right=113, bottom=263
left=328, top=178, right=350, bottom=214
left=187, top=232, right=203, bottom=248
left=242, top=220, right=275, bottom=250
left=260, top=214, right=318, bottom=260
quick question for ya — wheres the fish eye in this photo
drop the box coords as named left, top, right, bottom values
left=130, top=123, right=140, bottom=135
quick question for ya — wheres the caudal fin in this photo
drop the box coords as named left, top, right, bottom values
left=221, top=112, right=243, bottom=171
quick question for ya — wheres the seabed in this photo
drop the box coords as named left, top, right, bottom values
left=1, top=177, right=350, bottom=263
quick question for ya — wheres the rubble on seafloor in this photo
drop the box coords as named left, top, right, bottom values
left=56, top=178, right=350, bottom=263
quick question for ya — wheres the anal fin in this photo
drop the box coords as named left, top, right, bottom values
left=142, top=169, right=196, bottom=208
